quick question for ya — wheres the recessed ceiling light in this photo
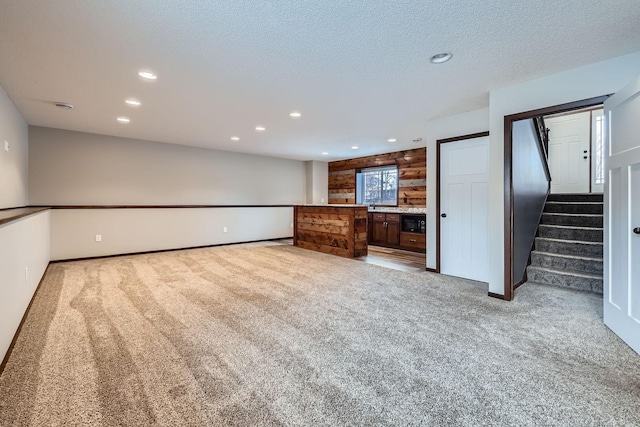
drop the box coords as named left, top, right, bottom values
left=138, top=71, right=157, bottom=80
left=387, top=138, right=397, bottom=142
left=125, top=98, right=141, bottom=106
left=289, top=111, right=302, bottom=118
left=352, top=146, right=358, bottom=150
left=322, top=152, right=328, bottom=155
left=430, top=53, right=452, bottom=64
left=255, top=126, right=266, bottom=131
left=54, top=102, right=74, bottom=110
left=117, top=117, right=130, bottom=123
left=230, top=136, right=240, bottom=141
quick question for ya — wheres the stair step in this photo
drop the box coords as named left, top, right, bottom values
left=540, top=213, right=603, bottom=227
left=530, top=251, right=603, bottom=275
left=535, top=237, right=603, bottom=257
left=544, top=202, right=603, bottom=214
left=538, top=224, right=603, bottom=242
left=526, top=266, right=603, bottom=294
left=547, top=193, right=603, bottom=202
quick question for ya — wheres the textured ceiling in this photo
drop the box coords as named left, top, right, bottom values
left=1, top=1, right=639, bottom=160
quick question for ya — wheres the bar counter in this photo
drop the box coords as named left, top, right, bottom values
left=293, top=205, right=368, bottom=258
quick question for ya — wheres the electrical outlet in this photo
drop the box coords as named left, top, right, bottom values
left=321, top=198, right=325, bottom=203
left=223, top=227, right=228, bottom=233
left=95, top=234, right=102, bottom=242
left=25, top=267, right=28, bottom=282
left=290, top=222, right=293, bottom=228
left=4, top=141, right=9, bottom=152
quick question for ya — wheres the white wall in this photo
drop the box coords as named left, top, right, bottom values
left=305, top=160, right=328, bottom=204
left=50, top=207, right=292, bottom=260
left=0, top=211, right=50, bottom=362
left=0, top=85, right=28, bottom=209
left=29, top=127, right=306, bottom=206
left=487, top=50, right=640, bottom=295
left=425, top=108, right=490, bottom=270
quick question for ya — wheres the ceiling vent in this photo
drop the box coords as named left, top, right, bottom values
left=54, top=102, right=74, bottom=110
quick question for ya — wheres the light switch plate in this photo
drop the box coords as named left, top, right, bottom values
left=4, top=141, right=9, bottom=152
left=95, top=234, right=102, bottom=242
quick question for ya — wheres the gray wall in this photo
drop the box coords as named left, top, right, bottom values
left=50, top=207, right=293, bottom=260
left=29, top=126, right=307, bottom=259
left=0, top=85, right=29, bottom=209
left=305, top=160, right=328, bottom=204
left=29, top=127, right=306, bottom=205
left=512, top=119, right=549, bottom=284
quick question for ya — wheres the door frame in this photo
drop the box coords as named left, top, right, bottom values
left=435, top=131, right=490, bottom=274
left=502, top=95, right=610, bottom=301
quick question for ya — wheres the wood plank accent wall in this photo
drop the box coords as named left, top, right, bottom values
left=294, top=205, right=368, bottom=258
left=328, top=148, right=426, bottom=207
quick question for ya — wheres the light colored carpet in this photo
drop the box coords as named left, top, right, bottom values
left=0, top=242, right=638, bottom=426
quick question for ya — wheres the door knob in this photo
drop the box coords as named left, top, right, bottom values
left=634, top=227, right=640, bottom=235
left=441, top=213, right=447, bottom=218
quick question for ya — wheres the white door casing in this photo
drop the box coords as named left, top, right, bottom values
left=547, top=111, right=591, bottom=193
left=440, top=136, right=489, bottom=282
left=604, top=76, right=640, bottom=355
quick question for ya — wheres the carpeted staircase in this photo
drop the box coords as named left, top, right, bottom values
left=527, top=193, right=603, bottom=294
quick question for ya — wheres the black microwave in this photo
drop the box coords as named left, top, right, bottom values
left=402, top=215, right=426, bottom=234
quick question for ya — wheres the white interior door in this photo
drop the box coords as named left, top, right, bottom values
left=440, top=136, right=489, bottom=282
left=591, top=109, right=605, bottom=193
left=604, top=75, right=640, bottom=355
left=547, top=111, right=591, bottom=193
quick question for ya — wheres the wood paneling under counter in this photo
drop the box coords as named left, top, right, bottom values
left=294, top=205, right=368, bottom=258
left=328, top=148, right=426, bottom=207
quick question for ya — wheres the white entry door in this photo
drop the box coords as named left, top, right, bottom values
left=547, top=111, right=591, bottom=193
left=604, top=75, right=640, bottom=355
left=440, top=135, right=489, bottom=282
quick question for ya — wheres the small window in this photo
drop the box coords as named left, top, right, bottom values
left=356, top=165, right=398, bottom=206
left=593, top=113, right=605, bottom=185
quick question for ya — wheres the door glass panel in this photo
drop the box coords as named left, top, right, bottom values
left=594, top=114, right=605, bottom=186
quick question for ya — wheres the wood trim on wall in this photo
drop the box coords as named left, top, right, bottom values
left=0, top=206, right=29, bottom=211
left=1, top=205, right=294, bottom=230
left=503, top=95, right=610, bottom=301
left=328, top=148, right=426, bottom=208
left=32, top=205, right=295, bottom=209
left=488, top=292, right=506, bottom=300
left=436, top=132, right=489, bottom=275
left=49, top=238, right=292, bottom=263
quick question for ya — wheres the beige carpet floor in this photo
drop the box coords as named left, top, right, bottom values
left=0, top=241, right=639, bottom=426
